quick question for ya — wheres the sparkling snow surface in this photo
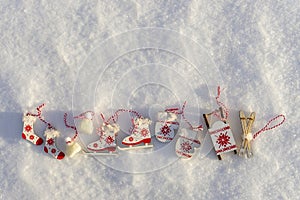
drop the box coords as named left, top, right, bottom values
left=0, top=1, right=299, bottom=199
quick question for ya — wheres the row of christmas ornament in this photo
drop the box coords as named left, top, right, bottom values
left=21, top=87, right=285, bottom=161
left=22, top=102, right=201, bottom=160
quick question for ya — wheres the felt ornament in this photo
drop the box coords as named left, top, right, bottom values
left=21, top=107, right=44, bottom=145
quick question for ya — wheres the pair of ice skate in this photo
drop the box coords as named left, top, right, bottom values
left=85, top=116, right=152, bottom=155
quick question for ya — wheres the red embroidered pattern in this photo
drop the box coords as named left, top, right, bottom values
left=105, top=136, right=115, bottom=145
left=161, top=124, right=171, bottom=136
left=216, top=132, right=231, bottom=148
left=140, top=128, right=149, bottom=137
left=47, top=138, right=54, bottom=145
left=180, top=141, right=192, bottom=152
left=25, top=125, right=32, bottom=132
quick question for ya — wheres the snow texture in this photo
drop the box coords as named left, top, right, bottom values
left=0, top=0, right=299, bottom=199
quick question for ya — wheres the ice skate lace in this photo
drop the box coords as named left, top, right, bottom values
left=129, top=118, right=140, bottom=135
left=96, top=127, right=106, bottom=144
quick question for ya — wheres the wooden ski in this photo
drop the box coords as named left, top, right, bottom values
left=239, top=110, right=255, bottom=158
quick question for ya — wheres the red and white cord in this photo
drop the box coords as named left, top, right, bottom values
left=74, top=111, right=95, bottom=120
left=181, top=101, right=203, bottom=131
left=34, top=103, right=54, bottom=129
left=64, top=113, right=78, bottom=144
left=253, top=114, right=286, bottom=140
left=213, top=86, right=229, bottom=121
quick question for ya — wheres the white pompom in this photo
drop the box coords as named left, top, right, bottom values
left=85, top=112, right=93, bottom=120
left=65, top=137, right=72, bottom=143
left=242, top=133, right=253, bottom=141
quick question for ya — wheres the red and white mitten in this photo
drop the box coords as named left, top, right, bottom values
left=175, top=128, right=201, bottom=159
left=22, top=114, right=43, bottom=145
left=44, top=128, right=65, bottom=160
left=155, top=111, right=179, bottom=142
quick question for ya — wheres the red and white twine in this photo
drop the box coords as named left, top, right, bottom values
left=27, top=103, right=54, bottom=129
left=213, top=86, right=229, bottom=121
left=74, top=111, right=95, bottom=120
left=164, top=102, right=203, bottom=131
left=253, top=114, right=286, bottom=140
left=64, top=113, right=78, bottom=143
left=211, top=86, right=285, bottom=138
left=99, top=109, right=141, bottom=124
left=112, top=109, right=141, bottom=123
left=165, top=107, right=182, bottom=115
left=180, top=101, right=203, bottom=131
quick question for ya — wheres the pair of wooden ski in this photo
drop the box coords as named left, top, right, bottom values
left=239, top=110, right=255, bottom=158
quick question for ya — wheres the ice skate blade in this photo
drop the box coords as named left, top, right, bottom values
left=82, top=149, right=118, bottom=156
left=118, top=142, right=153, bottom=151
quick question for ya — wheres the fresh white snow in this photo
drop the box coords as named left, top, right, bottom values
left=0, top=0, right=299, bottom=199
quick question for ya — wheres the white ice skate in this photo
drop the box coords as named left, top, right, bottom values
left=175, top=128, right=201, bottom=159
left=119, top=117, right=153, bottom=150
left=85, top=123, right=119, bottom=155
left=155, top=111, right=179, bottom=142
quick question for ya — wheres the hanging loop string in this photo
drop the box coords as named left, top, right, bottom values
left=36, top=103, right=54, bottom=129
left=253, top=114, right=286, bottom=140
left=112, top=109, right=141, bottom=134
left=25, top=104, right=43, bottom=117
left=111, top=109, right=141, bottom=123
left=74, top=111, right=95, bottom=120
left=99, top=109, right=141, bottom=125
left=181, top=101, right=203, bottom=131
left=64, top=113, right=78, bottom=143
left=165, top=107, right=182, bottom=115
left=100, top=113, right=108, bottom=125
left=97, top=109, right=141, bottom=136
left=213, top=86, right=229, bottom=121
